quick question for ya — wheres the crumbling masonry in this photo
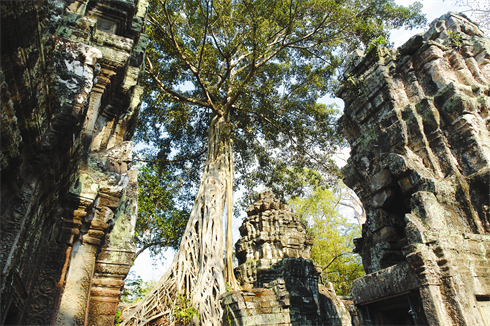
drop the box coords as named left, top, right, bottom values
left=1, top=0, right=148, bottom=324
left=221, top=191, right=353, bottom=326
left=337, top=13, right=490, bottom=325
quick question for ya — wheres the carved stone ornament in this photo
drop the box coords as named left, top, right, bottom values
left=222, top=192, right=354, bottom=326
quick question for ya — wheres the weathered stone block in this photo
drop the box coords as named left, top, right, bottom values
left=370, top=169, right=393, bottom=193
left=372, top=188, right=394, bottom=208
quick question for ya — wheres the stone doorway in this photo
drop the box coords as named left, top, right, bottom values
left=358, top=291, right=428, bottom=326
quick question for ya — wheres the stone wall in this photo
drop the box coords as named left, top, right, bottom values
left=222, top=192, right=353, bottom=326
left=0, top=0, right=147, bottom=324
left=337, top=13, right=490, bottom=325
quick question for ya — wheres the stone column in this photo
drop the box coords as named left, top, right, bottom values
left=55, top=198, right=109, bottom=326
left=87, top=173, right=138, bottom=326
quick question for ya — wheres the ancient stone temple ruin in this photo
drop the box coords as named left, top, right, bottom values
left=1, top=0, right=148, bottom=324
left=2, top=3, right=490, bottom=325
left=221, top=191, right=353, bottom=326
left=337, top=13, right=490, bottom=325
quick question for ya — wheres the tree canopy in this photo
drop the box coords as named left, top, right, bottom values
left=289, top=185, right=364, bottom=295
left=136, top=0, right=426, bottom=202
left=133, top=0, right=425, bottom=255
left=134, top=165, right=188, bottom=261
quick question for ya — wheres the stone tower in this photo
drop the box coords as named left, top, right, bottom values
left=337, top=13, right=490, bottom=325
left=1, top=0, right=148, bottom=324
left=222, top=191, right=353, bottom=326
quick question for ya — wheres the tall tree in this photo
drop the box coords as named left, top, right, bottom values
left=123, top=1, right=425, bottom=325
left=289, top=185, right=364, bottom=295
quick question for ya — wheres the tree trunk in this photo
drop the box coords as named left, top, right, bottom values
left=121, top=115, right=233, bottom=326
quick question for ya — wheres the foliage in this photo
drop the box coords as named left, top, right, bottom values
left=136, top=0, right=427, bottom=203
left=445, top=0, right=489, bottom=35
left=134, top=164, right=189, bottom=260
left=366, top=36, right=389, bottom=54
left=114, top=309, right=123, bottom=326
left=126, top=0, right=425, bottom=322
left=120, top=272, right=158, bottom=304
left=289, top=185, right=364, bottom=295
left=173, top=293, right=200, bottom=324
left=448, top=30, right=463, bottom=49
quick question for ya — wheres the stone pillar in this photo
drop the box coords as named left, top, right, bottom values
left=87, top=160, right=139, bottom=326
left=56, top=242, right=99, bottom=326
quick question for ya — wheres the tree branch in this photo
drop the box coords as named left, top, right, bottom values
left=146, top=60, right=210, bottom=107
left=135, top=147, right=207, bottom=165
left=155, top=1, right=223, bottom=116
left=133, top=241, right=169, bottom=262
left=197, top=0, right=210, bottom=73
